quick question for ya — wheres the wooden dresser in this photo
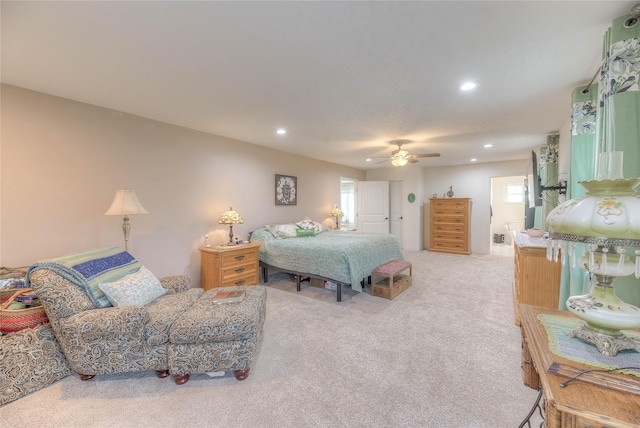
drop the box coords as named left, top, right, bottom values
left=520, top=304, right=640, bottom=428
left=513, top=232, right=562, bottom=325
left=428, top=198, right=471, bottom=255
left=199, top=243, right=260, bottom=291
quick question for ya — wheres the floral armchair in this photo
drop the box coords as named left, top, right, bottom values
left=28, top=267, right=203, bottom=380
left=27, top=247, right=267, bottom=385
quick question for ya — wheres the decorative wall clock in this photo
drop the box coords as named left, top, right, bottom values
left=275, top=174, right=297, bottom=205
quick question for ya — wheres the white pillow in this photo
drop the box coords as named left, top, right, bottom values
left=98, top=266, right=167, bottom=307
left=265, top=223, right=299, bottom=239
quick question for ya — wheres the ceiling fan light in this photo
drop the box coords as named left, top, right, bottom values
left=391, top=156, right=408, bottom=167
left=397, top=149, right=409, bottom=157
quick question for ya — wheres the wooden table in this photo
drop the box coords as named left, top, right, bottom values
left=519, top=304, right=640, bottom=428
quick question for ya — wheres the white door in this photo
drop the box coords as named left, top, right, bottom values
left=389, top=180, right=403, bottom=245
left=357, top=181, right=389, bottom=233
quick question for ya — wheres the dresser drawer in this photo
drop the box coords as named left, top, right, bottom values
left=432, top=232, right=465, bottom=242
left=431, top=199, right=467, bottom=210
left=432, top=240, right=468, bottom=251
left=432, top=223, right=465, bottom=233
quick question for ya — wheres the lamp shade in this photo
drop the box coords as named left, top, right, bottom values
left=218, top=207, right=244, bottom=225
left=329, top=207, right=344, bottom=218
left=546, top=178, right=640, bottom=241
left=105, top=190, right=148, bottom=215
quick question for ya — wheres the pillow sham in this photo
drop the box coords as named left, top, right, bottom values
left=98, top=266, right=167, bottom=307
left=265, top=223, right=299, bottom=239
left=296, top=217, right=324, bottom=234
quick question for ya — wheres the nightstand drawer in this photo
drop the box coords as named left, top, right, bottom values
left=220, top=270, right=258, bottom=287
left=221, top=248, right=258, bottom=266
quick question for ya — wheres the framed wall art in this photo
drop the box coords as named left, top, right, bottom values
left=275, top=174, right=297, bottom=205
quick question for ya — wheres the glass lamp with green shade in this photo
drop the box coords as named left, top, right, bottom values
left=546, top=151, right=640, bottom=356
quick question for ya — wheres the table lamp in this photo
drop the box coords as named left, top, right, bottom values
left=105, top=190, right=148, bottom=251
left=546, top=151, right=640, bottom=356
left=329, top=206, right=344, bottom=230
left=219, top=207, right=244, bottom=245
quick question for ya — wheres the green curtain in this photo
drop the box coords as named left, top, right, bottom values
left=558, top=84, right=598, bottom=309
left=541, top=134, right=559, bottom=221
left=599, top=15, right=640, bottom=306
left=558, top=13, right=640, bottom=309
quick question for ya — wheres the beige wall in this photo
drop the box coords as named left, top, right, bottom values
left=0, top=84, right=365, bottom=284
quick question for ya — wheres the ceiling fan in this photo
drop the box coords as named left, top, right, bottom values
left=374, top=140, right=440, bottom=167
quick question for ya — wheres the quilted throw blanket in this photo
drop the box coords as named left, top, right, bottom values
left=27, top=247, right=141, bottom=308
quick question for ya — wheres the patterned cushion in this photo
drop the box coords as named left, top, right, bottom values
left=98, top=267, right=167, bottom=307
left=296, top=217, right=324, bottom=234
left=145, top=288, right=203, bottom=346
left=0, top=324, right=71, bottom=406
left=170, top=286, right=267, bottom=345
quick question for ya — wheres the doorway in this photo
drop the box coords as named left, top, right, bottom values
left=490, top=175, right=525, bottom=255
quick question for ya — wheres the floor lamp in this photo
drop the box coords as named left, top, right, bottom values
left=105, top=190, right=148, bottom=252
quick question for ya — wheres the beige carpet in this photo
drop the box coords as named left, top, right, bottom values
left=0, top=250, right=541, bottom=427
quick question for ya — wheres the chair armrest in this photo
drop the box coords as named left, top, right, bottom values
left=62, top=306, right=150, bottom=339
left=160, top=275, right=190, bottom=293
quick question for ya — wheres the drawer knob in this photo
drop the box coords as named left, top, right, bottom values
left=235, top=280, right=245, bottom=285
left=235, top=268, right=245, bottom=273
left=235, top=255, right=245, bottom=260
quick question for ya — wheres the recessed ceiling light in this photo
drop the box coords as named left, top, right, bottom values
left=365, top=158, right=372, bottom=162
left=470, top=158, right=478, bottom=162
left=460, top=82, right=477, bottom=91
left=276, top=128, right=286, bottom=135
left=483, top=144, right=493, bottom=148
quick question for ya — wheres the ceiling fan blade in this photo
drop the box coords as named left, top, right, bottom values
left=375, top=159, right=390, bottom=164
left=408, top=158, right=419, bottom=164
left=411, top=153, right=440, bottom=158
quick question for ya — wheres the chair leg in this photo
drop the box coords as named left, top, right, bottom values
left=79, top=374, right=95, bottom=381
left=155, top=370, right=169, bottom=378
left=173, top=374, right=190, bottom=385
left=234, top=368, right=250, bottom=380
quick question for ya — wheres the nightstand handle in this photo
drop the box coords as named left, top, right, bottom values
left=235, top=255, right=245, bottom=260
left=235, top=268, right=245, bottom=273
left=235, top=280, right=245, bottom=285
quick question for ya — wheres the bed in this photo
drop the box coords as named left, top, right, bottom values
left=250, top=227, right=403, bottom=301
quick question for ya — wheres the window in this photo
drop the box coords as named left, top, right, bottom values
left=340, top=178, right=357, bottom=229
left=504, top=183, right=524, bottom=203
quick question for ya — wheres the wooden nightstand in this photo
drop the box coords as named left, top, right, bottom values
left=199, top=243, right=260, bottom=291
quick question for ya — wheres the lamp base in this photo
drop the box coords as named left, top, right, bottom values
left=569, top=324, right=639, bottom=357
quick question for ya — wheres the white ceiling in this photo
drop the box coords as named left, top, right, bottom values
left=2, top=1, right=636, bottom=170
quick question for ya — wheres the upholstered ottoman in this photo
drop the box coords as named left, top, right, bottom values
left=167, top=286, right=267, bottom=384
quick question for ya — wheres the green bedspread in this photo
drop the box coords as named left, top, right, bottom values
left=251, top=228, right=403, bottom=292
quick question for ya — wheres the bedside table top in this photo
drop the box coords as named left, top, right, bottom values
left=200, top=242, right=260, bottom=254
